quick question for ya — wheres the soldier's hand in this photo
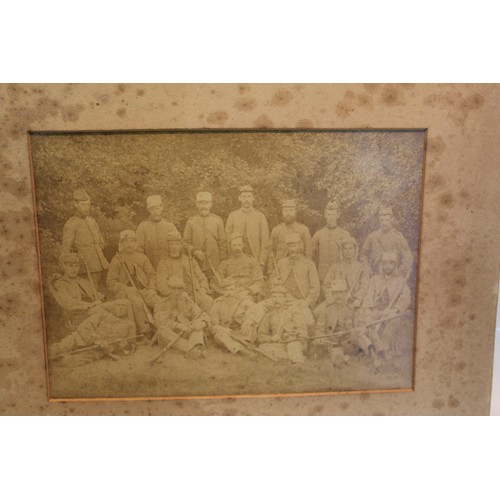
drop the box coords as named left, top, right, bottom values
left=270, top=334, right=280, bottom=343
left=193, top=250, right=205, bottom=261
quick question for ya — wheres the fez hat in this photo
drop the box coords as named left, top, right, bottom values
left=285, top=233, right=301, bottom=244
left=60, top=252, right=81, bottom=265
left=330, top=279, right=348, bottom=292
left=229, top=232, right=243, bottom=243
left=341, top=236, right=357, bottom=247
left=196, top=192, right=212, bottom=202
left=167, top=276, right=185, bottom=289
left=166, top=231, right=182, bottom=241
left=271, top=284, right=288, bottom=295
left=119, top=229, right=136, bottom=241
left=147, top=195, right=162, bottom=209
left=379, top=206, right=394, bottom=216
left=325, top=200, right=339, bottom=211
left=381, top=251, right=397, bottom=263
left=73, top=189, right=90, bottom=202
left=239, top=185, right=253, bottom=193
left=281, top=199, right=297, bottom=209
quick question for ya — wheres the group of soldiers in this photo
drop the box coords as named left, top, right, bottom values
left=48, top=185, right=414, bottom=369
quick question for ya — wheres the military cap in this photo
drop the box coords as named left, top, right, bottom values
left=228, top=232, right=243, bottom=243
left=146, top=195, right=162, bottom=209
left=271, top=284, right=288, bottom=295
left=381, top=251, right=397, bottom=263
left=72, top=189, right=90, bottom=202
left=60, top=252, right=81, bottom=265
left=167, top=276, right=185, bottom=289
left=119, top=229, right=136, bottom=241
left=281, top=199, right=297, bottom=209
left=341, top=236, right=357, bottom=247
left=325, top=200, right=339, bottom=211
left=166, top=230, right=182, bottom=241
left=379, top=206, right=394, bottom=216
left=285, top=233, right=302, bottom=245
left=239, top=185, right=253, bottom=193
left=196, top=191, right=212, bottom=202
left=330, top=279, right=348, bottom=292
left=220, top=277, right=237, bottom=288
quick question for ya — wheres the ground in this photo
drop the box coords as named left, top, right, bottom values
left=48, top=332, right=414, bottom=400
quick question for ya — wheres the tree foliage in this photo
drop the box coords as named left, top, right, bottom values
left=31, top=131, right=425, bottom=277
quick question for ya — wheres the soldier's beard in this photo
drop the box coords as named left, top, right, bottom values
left=232, top=249, right=242, bottom=257
left=151, top=215, right=162, bottom=222
left=198, top=209, right=210, bottom=217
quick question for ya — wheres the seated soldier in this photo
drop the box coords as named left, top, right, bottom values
left=153, top=276, right=209, bottom=359
left=214, top=233, right=264, bottom=299
left=50, top=252, right=105, bottom=315
left=49, top=299, right=137, bottom=360
left=314, top=279, right=380, bottom=368
left=209, top=277, right=256, bottom=357
left=248, top=284, right=314, bottom=365
left=156, top=231, right=214, bottom=313
left=107, top=229, right=159, bottom=336
left=361, top=251, right=411, bottom=359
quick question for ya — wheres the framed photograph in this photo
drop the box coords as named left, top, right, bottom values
left=29, top=128, right=426, bottom=401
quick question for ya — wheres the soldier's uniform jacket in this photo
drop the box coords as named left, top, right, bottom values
left=183, top=213, right=228, bottom=271
left=61, top=215, right=109, bottom=272
left=225, top=208, right=270, bottom=267
left=77, top=309, right=136, bottom=345
left=362, top=273, right=411, bottom=313
left=316, top=301, right=355, bottom=336
left=156, top=255, right=209, bottom=298
left=275, top=255, right=320, bottom=305
left=270, top=221, right=312, bottom=261
left=136, top=218, right=178, bottom=269
left=210, top=293, right=254, bottom=329
left=322, top=260, right=369, bottom=304
left=106, top=251, right=156, bottom=294
left=217, top=254, right=264, bottom=295
left=311, top=226, right=351, bottom=282
left=360, top=227, right=413, bottom=276
left=51, top=275, right=98, bottom=311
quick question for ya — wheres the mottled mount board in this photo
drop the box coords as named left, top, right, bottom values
left=0, top=84, right=498, bottom=415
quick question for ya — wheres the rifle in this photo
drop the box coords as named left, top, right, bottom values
left=208, top=259, right=223, bottom=284
left=51, top=335, right=144, bottom=360
left=232, top=335, right=277, bottom=361
left=115, top=253, right=155, bottom=325
left=187, top=249, right=199, bottom=306
left=82, top=259, right=99, bottom=301
left=273, top=311, right=406, bottom=344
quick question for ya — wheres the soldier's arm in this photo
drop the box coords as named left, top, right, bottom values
left=258, top=214, right=270, bottom=267
left=353, top=266, right=370, bottom=304
left=135, top=222, right=146, bottom=254
left=93, top=218, right=105, bottom=249
left=51, top=281, right=92, bottom=311
left=106, top=257, right=125, bottom=294
left=61, top=219, right=76, bottom=256
left=307, top=261, right=321, bottom=306
left=192, top=258, right=209, bottom=293
left=225, top=212, right=234, bottom=240
left=216, top=217, right=228, bottom=261
left=156, top=260, right=170, bottom=296
left=302, top=226, right=313, bottom=259
left=249, top=259, right=264, bottom=295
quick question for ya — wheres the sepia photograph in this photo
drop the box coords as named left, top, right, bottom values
left=29, top=129, right=426, bottom=400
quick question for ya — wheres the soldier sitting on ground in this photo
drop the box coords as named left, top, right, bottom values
left=153, top=276, right=209, bottom=359
left=49, top=299, right=137, bottom=360
left=209, top=277, right=256, bottom=358
left=106, top=229, right=159, bottom=337
left=314, top=279, right=380, bottom=368
left=244, top=284, right=314, bottom=365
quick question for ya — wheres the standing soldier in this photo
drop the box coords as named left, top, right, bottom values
left=269, top=199, right=312, bottom=264
left=156, top=231, right=214, bottom=313
left=225, top=185, right=270, bottom=270
left=216, top=233, right=264, bottom=298
left=273, top=233, right=320, bottom=309
left=153, top=276, right=208, bottom=359
left=183, top=191, right=228, bottom=279
left=106, top=230, right=159, bottom=337
left=361, top=252, right=411, bottom=358
left=321, top=236, right=369, bottom=310
left=61, top=189, right=109, bottom=290
left=311, top=201, right=351, bottom=283
left=360, top=206, right=414, bottom=277
left=136, top=195, right=178, bottom=269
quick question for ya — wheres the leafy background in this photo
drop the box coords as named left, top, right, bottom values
left=31, top=131, right=425, bottom=280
